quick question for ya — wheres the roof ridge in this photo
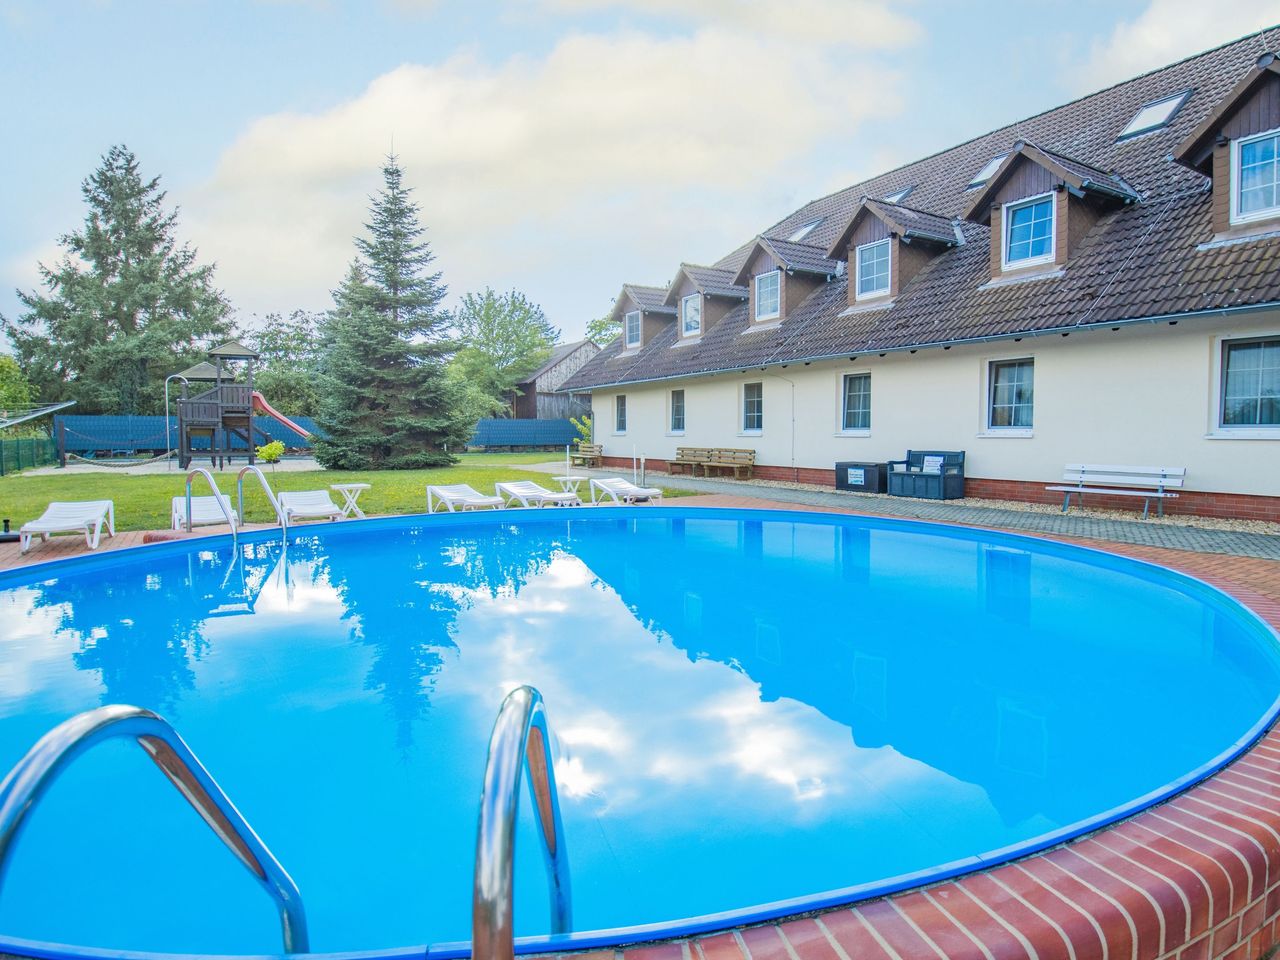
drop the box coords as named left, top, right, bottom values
left=763, top=25, right=1277, bottom=230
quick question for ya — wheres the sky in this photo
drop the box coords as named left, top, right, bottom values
left=2, top=0, right=1280, bottom=343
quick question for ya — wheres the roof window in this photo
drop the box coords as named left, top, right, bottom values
left=967, top=154, right=1008, bottom=189
left=1118, top=90, right=1191, bottom=140
left=786, top=218, right=823, bottom=242
left=883, top=186, right=913, bottom=203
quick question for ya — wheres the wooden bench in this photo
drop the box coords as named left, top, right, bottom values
left=1046, top=464, right=1186, bottom=519
left=569, top=443, right=602, bottom=468
left=669, top=446, right=757, bottom=479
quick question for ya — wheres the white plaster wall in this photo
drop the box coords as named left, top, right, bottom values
left=591, top=311, right=1280, bottom=497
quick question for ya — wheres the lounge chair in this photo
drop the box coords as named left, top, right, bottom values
left=20, top=500, right=115, bottom=555
left=171, top=494, right=239, bottom=530
left=494, top=481, right=582, bottom=508
left=427, top=484, right=505, bottom=513
left=590, top=477, right=664, bottom=505
left=276, top=490, right=344, bottom=526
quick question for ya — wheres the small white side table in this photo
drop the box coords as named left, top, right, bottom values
left=331, top=482, right=372, bottom=519
left=551, top=475, right=588, bottom=495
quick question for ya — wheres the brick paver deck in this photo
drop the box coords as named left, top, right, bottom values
left=3, top=496, right=1280, bottom=959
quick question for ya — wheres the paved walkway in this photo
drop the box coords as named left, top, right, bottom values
left=531, top=463, right=1280, bottom=560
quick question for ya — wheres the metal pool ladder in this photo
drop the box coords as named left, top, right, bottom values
left=185, top=467, right=239, bottom=543
left=0, top=704, right=309, bottom=953
left=238, top=465, right=286, bottom=529
left=473, top=685, right=572, bottom=960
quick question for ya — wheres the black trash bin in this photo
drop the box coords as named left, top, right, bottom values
left=835, top=461, right=887, bottom=493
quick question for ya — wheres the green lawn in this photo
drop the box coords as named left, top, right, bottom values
left=0, top=456, right=683, bottom=531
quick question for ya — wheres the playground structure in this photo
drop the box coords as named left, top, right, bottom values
left=174, top=341, right=312, bottom=469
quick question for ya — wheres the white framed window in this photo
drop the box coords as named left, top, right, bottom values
left=1220, top=336, right=1279, bottom=428
left=614, top=394, right=628, bottom=433
left=1232, top=127, right=1280, bottom=225
left=968, top=153, right=1008, bottom=188
left=680, top=294, right=702, bottom=337
left=1002, top=193, right=1055, bottom=269
left=754, top=271, right=781, bottom=322
left=1118, top=90, right=1190, bottom=140
left=988, top=359, right=1034, bottom=430
left=624, top=310, right=641, bottom=348
left=855, top=239, right=891, bottom=300
left=742, top=381, right=763, bottom=432
left=841, top=373, right=871, bottom=431
left=669, top=389, right=686, bottom=433
left=787, top=218, right=823, bottom=242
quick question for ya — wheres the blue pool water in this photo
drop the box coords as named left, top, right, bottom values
left=0, top=508, right=1277, bottom=958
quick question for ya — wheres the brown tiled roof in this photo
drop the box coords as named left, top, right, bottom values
left=1176, top=51, right=1280, bottom=169
left=964, top=142, right=1141, bottom=222
left=621, top=284, right=675, bottom=315
left=825, top=199, right=959, bottom=257
left=665, top=264, right=747, bottom=304
left=565, top=31, right=1280, bottom=392
left=729, top=237, right=842, bottom=285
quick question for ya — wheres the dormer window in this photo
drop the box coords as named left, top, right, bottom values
left=755, top=271, right=781, bottom=321
left=855, top=239, right=891, bottom=299
left=1003, top=194, right=1055, bottom=268
left=787, top=219, right=822, bottom=242
left=624, top=310, right=641, bottom=348
left=680, top=294, right=702, bottom=336
left=1118, top=90, right=1190, bottom=140
left=968, top=154, right=1008, bottom=189
left=1233, top=128, right=1280, bottom=224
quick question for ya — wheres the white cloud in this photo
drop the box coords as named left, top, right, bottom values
left=534, top=0, right=921, bottom=50
left=1077, top=0, right=1280, bottom=89
left=182, top=25, right=906, bottom=335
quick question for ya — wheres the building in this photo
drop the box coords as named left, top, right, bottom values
left=560, top=32, right=1280, bottom=521
left=507, top=339, right=599, bottom=419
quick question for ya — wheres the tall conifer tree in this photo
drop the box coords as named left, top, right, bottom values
left=314, top=156, right=466, bottom=469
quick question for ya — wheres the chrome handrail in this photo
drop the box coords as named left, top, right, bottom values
left=0, top=705, right=308, bottom=953
left=185, top=467, right=238, bottom=544
left=237, top=465, right=284, bottom=527
left=473, top=686, right=571, bottom=960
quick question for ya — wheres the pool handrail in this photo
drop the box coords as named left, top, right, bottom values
left=0, top=704, right=309, bottom=954
left=473, top=685, right=572, bottom=960
left=237, top=465, right=284, bottom=527
left=185, top=468, right=238, bottom=544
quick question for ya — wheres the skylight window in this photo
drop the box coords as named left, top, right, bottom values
left=883, top=186, right=913, bottom=203
left=787, top=218, right=823, bottom=242
left=1118, top=90, right=1190, bottom=140
left=967, top=154, right=1008, bottom=189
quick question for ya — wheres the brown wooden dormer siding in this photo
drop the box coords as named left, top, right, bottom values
left=671, top=276, right=732, bottom=338
left=986, top=162, right=1101, bottom=277
left=1211, top=73, right=1280, bottom=233
left=745, top=248, right=781, bottom=324
left=618, top=292, right=670, bottom=351
left=844, top=215, right=936, bottom=305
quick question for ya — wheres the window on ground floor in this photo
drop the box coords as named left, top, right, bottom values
left=742, top=381, right=763, bottom=432
left=670, top=389, right=685, bottom=432
left=615, top=394, right=628, bottom=432
left=988, top=358, right=1034, bottom=429
left=842, top=373, right=871, bottom=430
left=1221, top=337, right=1280, bottom=427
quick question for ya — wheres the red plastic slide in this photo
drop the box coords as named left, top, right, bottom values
left=251, top=391, right=312, bottom=441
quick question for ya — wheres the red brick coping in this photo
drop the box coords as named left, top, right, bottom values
left=601, top=456, right=1280, bottom=522
left=3, top=502, right=1280, bottom=959
left=548, top=496, right=1280, bottom=960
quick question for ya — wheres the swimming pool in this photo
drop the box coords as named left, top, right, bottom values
left=0, top=507, right=1277, bottom=958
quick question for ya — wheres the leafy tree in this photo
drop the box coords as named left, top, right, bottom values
left=450, top=287, right=559, bottom=415
left=314, top=155, right=468, bottom=469
left=0, top=356, right=35, bottom=412
left=250, top=310, right=321, bottom=417
left=585, top=311, right=621, bottom=346
left=2, top=145, right=231, bottom=413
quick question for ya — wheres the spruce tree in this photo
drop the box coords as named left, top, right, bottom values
left=314, top=156, right=466, bottom=469
left=2, top=145, right=231, bottom=413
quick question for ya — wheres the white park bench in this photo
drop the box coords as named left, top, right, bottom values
left=1046, top=464, right=1186, bottom=519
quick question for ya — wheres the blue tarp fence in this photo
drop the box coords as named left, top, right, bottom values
left=470, top=419, right=579, bottom=448
left=55, top=415, right=319, bottom=455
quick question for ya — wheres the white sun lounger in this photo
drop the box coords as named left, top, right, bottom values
left=494, top=481, right=582, bottom=508
left=590, top=477, right=664, bottom=505
left=427, top=484, right=505, bottom=513
left=276, top=490, right=344, bottom=526
left=20, top=500, right=115, bottom=555
left=171, top=494, right=239, bottom=530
